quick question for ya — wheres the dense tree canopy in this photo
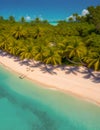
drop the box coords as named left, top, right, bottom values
left=0, top=5, right=100, bottom=71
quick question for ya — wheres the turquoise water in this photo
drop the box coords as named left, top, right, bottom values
left=0, top=66, right=100, bottom=130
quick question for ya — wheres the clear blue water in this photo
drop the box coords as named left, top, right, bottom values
left=0, top=65, right=100, bottom=130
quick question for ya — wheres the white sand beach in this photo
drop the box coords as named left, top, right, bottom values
left=0, top=52, right=100, bottom=105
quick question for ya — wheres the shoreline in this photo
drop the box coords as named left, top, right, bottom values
left=0, top=53, right=100, bottom=106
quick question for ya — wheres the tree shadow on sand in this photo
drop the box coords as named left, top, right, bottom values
left=80, top=68, right=100, bottom=83
left=59, top=65, right=100, bottom=83
left=91, top=73, right=100, bottom=83
left=39, top=65, right=57, bottom=75
left=81, top=68, right=94, bottom=79
left=0, top=51, right=8, bottom=57
left=64, top=66, right=80, bottom=75
left=16, top=59, right=30, bottom=66
left=24, top=61, right=57, bottom=75
left=1, top=51, right=99, bottom=84
left=30, top=62, right=42, bottom=68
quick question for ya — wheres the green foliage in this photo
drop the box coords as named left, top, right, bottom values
left=8, top=16, right=15, bottom=23
left=87, top=6, right=100, bottom=33
left=0, top=16, right=4, bottom=21
left=20, top=17, right=26, bottom=23
left=43, top=47, right=61, bottom=65
left=11, top=26, right=27, bottom=39
left=84, top=33, right=100, bottom=48
left=0, top=5, right=100, bottom=70
left=84, top=48, right=100, bottom=71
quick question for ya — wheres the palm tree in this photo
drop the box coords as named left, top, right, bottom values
left=11, top=26, right=27, bottom=40
left=20, top=43, right=34, bottom=61
left=33, top=44, right=46, bottom=62
left=8, top=16, right=15, bottom=23
left=64, top=37, right=87, bottom=65
left=84, top=48, right=100, bottom=71
left=34, top=17, right=41, bottom=24
left=0, top=34, right=13, bottom=51
left=68, top=17, right=74, bottom=22
left=20, top=17, right=26, bottom=23
left=8, top=39, right=19, bottom=55
left=0, top=16, right=4, bottom=21
left=43, top=47, right=61, bottom=65
left=33, top=27, right=44, bottom=39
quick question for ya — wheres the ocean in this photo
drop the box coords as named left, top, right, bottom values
left=0, top=65, right=100, bottom=130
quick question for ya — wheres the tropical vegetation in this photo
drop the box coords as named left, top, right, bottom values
left=0, top=5, right=100, bottom=71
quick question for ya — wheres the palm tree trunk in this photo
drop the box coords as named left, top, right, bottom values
left=66, top=57, right=81, bottom=65
left=66, top=56, right=96, bottom=78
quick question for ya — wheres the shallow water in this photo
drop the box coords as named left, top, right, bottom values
left=0, top=66, right=100, bottom=130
